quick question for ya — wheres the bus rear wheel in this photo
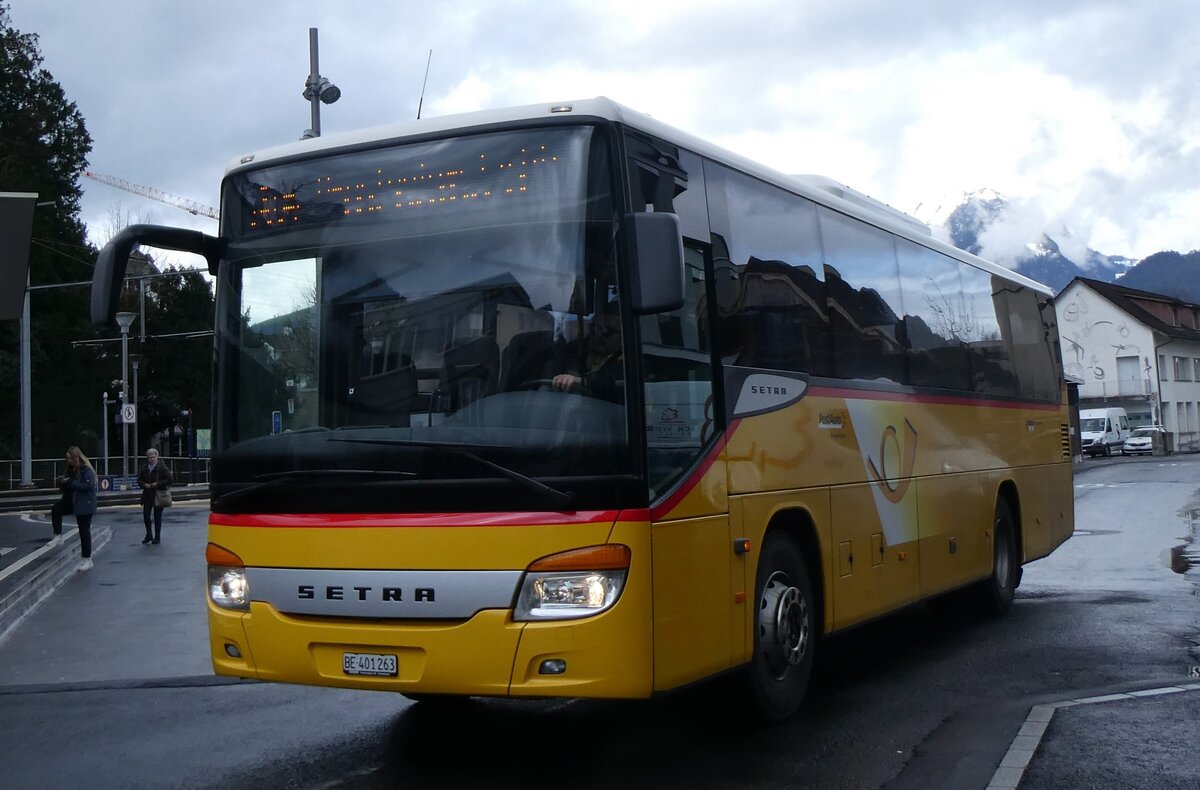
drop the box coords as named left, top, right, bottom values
left=978, top=499, right=1018, bottom=615
left=746, top=534, right=815, bottom=721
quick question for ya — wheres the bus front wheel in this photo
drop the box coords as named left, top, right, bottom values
left=746, top=534, right=815, bottom=721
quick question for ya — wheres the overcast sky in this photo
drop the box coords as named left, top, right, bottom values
left=11, top=0, right=1200, bottom=268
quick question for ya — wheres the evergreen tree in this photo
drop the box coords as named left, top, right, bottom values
left=0, top=4, right=100, bottom=471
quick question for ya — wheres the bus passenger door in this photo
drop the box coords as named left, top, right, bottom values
left=643, top=237, right=732, bottom=688
left=642, top=240, right=733, bottom=690
left=628, top=137, right=733, bottom=691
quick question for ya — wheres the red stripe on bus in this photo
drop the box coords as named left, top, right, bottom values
left=650, top=421, right=739, bottom=521
left=208, top=511, right=623, bottom=528
left=805, top=386, right=1062, bottom=411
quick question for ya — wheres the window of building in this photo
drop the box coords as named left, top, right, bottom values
left=1193, top=358, right=1200, bottom=381
left=1174, top=356, right=1191, bottom=381
left=1160, top=355, right=1169, bottom=380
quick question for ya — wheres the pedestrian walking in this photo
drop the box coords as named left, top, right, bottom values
left=56, top=446, right=98, bottom=570
left=137, top=448, right=173, bottom=544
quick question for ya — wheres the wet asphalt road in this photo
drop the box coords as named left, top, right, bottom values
left=0, top=455, right=1196, bottom=789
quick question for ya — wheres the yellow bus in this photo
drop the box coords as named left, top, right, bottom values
left=92, top=98, right=1073, bottom=719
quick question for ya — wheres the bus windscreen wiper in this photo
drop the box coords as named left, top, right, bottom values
left=326, top=437, right=576, bottom=509
left=215, top=468, right=416, bottom=510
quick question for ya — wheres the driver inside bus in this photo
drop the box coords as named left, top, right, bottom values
left=551, top=307, right=623, bottom=402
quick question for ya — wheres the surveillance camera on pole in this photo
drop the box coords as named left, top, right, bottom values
left=301, top=28, right=340, bottom=140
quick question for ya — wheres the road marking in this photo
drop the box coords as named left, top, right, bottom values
left=0, top=547, right=15, bottom=556
left=987, top=683, right=1200, bottom=789
left=0, top=528, right=80, bottom=584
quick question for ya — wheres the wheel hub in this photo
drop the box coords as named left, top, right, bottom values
left=758, top=571, right=809, bottom=679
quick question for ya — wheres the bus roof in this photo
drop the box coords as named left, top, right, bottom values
left=225, top=97, right=1053, bottom=297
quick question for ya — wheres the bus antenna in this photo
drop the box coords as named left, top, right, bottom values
left=417, top=50, right=433, bottom=120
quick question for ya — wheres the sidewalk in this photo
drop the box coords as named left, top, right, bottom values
left=0, top=492, right=212, bottom=683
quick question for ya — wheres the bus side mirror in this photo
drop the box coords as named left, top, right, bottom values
left=627, top=212, right=685, bottom=315
left=92, top=224, right=223, bottom=328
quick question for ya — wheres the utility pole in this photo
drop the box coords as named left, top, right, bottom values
left=19, top=272, right=31, bottom=486
left=3, top=193, right=41, bottom=488
left=116, top=311, right=136, bottom=479
left=131, top=356, right=141, bottom=461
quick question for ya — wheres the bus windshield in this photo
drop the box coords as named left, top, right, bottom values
left=212, top=125, right=637, bottom=511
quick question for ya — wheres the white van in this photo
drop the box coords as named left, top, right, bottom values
left=1079, top=407, right=1129, bottom=457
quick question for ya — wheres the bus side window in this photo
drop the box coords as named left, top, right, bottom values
left=704, top=162, right=830, bottom=376
left=895, top=239, right=971, bottom=391
left=992, top=283, right=1059, bottom=401
left=960, top=265, right=1018, bottom=396
left=818, top=209, right=907, bottom=384
left=627, top=143, right=718, bottom=495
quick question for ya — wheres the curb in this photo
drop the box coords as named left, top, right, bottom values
left=986, top=682, right=1200, bottom=789
left=0, top=526, right=113, bottom=645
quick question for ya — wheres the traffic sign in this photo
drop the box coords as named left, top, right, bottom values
left=120, top=403, right=138, bottom=424
left=271, top=410, right=282, bottom=434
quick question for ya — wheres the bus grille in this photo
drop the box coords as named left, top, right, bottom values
left=1060, top=424, right=1071, bottom=458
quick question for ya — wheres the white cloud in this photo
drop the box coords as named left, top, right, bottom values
left=9, top=0, right=1200, bottom=262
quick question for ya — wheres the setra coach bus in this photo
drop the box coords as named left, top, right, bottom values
left=91, top=98, right=1073, bottom=719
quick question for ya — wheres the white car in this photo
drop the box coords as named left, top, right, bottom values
left=1122, top=426, right=1165, bottom=456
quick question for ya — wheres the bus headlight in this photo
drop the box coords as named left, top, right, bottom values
left=207, top=543, right=249, bottom=612
left=208, top=567, right=250, bottom=611
left=513, top=545, right=630, bottom=621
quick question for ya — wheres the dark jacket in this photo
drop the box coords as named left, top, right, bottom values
left=138, top=462, right=173, bottom=505
left=64, top=466, right=98, bottom=516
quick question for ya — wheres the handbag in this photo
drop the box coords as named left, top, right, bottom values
left=154, top=487, right=173, bottom=508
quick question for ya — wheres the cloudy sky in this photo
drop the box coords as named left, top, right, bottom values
left=11, top=0, right=1200, bottom=268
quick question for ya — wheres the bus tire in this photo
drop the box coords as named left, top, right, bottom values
left=979, top=499, right=1018, bottom=615
left=746, top=534, right=815, bottom=721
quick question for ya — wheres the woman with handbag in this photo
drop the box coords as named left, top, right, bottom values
left=137, top=448, right=173, bottom=545
left=59, top=446, right=98, bottom=570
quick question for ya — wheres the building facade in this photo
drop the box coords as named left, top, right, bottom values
left=1056, top=277, right=1200, bottom=452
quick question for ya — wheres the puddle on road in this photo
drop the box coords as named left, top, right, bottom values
left=1169, top=509, right=1200, bottom=575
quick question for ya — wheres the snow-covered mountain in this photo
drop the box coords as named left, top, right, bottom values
left=939, top=190, right=1136, bottom=292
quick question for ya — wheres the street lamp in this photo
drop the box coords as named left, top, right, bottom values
left=115, top=311, right=136, bottom=479
left=180, top=408, right=194, bottom=483
left=100, top=390, right=118, bottom=476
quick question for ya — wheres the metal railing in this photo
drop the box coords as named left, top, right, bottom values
left=1077, top=378, right=1153, bottom=399
left=1, top=455, right=209, bottom=491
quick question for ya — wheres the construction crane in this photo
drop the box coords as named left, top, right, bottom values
left=85, top=171, right=219, bottom=220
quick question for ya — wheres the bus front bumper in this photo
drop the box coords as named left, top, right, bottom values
left=209, top=592, right=653, bottom=699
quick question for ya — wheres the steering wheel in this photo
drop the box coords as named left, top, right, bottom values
left=517, top=377, right=584, bottom=393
